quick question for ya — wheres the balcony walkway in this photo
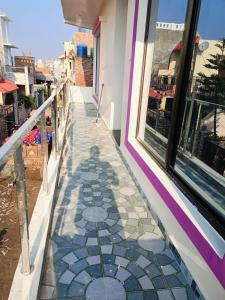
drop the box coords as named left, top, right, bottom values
left=39, top=103, right=194, bottom=300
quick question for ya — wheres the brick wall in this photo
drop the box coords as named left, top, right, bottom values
left=74, top=32, right=93, bottom=56
left=74, top=57, right=93, bottom=87
left=0, top=112, right=7, bottom=145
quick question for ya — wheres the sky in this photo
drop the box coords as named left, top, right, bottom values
left=0, top=0, right=77, bottom=60
left=1, top=0, right=225, bottom=61
left=158, top=0, right=225, bottom=40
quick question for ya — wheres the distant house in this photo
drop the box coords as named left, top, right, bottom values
left=0, top=11, right=34, bottom=96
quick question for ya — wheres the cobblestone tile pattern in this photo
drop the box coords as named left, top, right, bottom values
left=39, top=103, right=195, bottom=300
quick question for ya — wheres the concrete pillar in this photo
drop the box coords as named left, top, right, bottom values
left=24, top=66, right=30, bottom=96
left=0, top=93, right=4, bottom=105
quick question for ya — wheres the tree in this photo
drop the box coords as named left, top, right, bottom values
left=197, top=38, right=225, bottom=137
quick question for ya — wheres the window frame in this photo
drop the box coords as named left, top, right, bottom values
left=135, top=0, right=225, bottom=237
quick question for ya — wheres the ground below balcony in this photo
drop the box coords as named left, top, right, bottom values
left=39, top=103, right=195, bottom=300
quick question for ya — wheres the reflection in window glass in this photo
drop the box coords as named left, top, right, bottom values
left=175, top=0, right=225, bottom=217
left=138, top=0, right=187, bottom=161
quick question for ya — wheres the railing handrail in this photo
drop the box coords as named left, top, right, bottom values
left=0, top=85, right=63, bottom=166
left=186, top=97, right=225, bottom=109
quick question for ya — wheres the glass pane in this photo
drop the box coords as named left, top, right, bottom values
left=138, top=0, right=188, bottom=161
left=175, top=0, right=225, bottom=217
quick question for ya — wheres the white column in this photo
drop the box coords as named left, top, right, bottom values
left=24, top=66, right=30, bottom=96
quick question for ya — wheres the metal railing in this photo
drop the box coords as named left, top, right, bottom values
left=0, top=81, right=68, bottom=274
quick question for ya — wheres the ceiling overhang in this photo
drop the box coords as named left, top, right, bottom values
left=61, top=0, right=105, bottom=29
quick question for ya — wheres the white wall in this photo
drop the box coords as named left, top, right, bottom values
left=70, top=86, right=92, bottom=103
left=96, top=0, right=128, bottom=130
left=120, top=1, right=225, bottom=299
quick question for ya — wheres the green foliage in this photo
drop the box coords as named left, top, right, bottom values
left=197, top=38, right=225, bottom=137
left=19, top=94, right=35, bottom=109
left=37, top=87, right=47, bottom=98
left=197, top=38, right=225, bottom=105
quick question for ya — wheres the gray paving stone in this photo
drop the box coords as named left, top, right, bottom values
left=86, top=255, right=101, bottom=265
left=127, top=263, right=146, bottom=278
left=62, top=252, right=78, bottom=265
left=157, top=290, right=173, bottom=300
left=161, top=264, right=177, bottom=276
left=87, top=237, right=98, bottom=246
left=106, top=219, right=116, bottom=226
left=52, top=283, right=68, bottom=298
left=115, top=256, right=129, bottom=268
left=143, top=291, right=158, bottom=300
left=145, top=264, right=161, bottom=279
left=124, top=275, right=142, bottom=291
left=101, top=245, right=113, bottom=254
left=75, top=270, right=92, bottom=285
left=87, top=246, right=100, bottom=256
left=103, top=264, right=118, bottom=277
left=165, top=274, right=184, bottom=288
left=110, top=234, right=122, bottom=243
left=70, top=259, right=88, bottom=274
left=127, top=291, right=143, bottom=300
left=99, top=229, right=110, bottom=237
left=152, top=276, right=168, bottom=289
left=67, top=281, right=86, bottom=297
left=86, top=264, right=102, bottom=278
left=86, top=277, right=126, bottom=300
left=58, top=270, right=75, bottom=284
left=172, top=288, right=188, bottom=300
left=102, top=254, right=115, bottom=264
left=116, top=267, right=131, bottom=282
left=136, top=255, right=151, bottom=269
left=138, top=276, right=154, bottom=290
left=75, top=248, right=89, bottom=259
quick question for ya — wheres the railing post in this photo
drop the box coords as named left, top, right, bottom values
left=40, top=113, right=49, bottom=193
left=51, top=95, right=57, bottom=158
left=63, top=84, right=66, bottom=119
left=14, top=145, right=31, bottom=275
left=183, top=96, right=195, bottom=152
left=191, top=103, right=202, bottom=157
left=58, top=92, right=63, bottom=128
left=54, top=94, right=58, bottom=154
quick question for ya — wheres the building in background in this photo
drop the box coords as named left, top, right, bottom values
left=73, top=32, right=93, bottom=86
left=0, top=10, right=17, bottom=67
left=64, top=40, right=75, bottom=82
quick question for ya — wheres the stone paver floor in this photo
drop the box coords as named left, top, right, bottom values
left=39, top=103, right=195, bottom=300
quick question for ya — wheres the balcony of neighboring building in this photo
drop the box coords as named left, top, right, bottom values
left=4, top=65, right=34, bottom=95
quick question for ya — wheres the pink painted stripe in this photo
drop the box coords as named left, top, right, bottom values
left=124, top=0, right=225, bottom=289
left=92, top=18, right=101, bottom=36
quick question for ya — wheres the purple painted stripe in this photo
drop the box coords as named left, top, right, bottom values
left=124, top=0, right=225, bottom=289
left=92, top=94, right=98, bottom=103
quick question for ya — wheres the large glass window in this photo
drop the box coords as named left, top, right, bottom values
left=137, top=0, right=188, bottom=162
left=94, top=33, right=100, bottom=97
left=137, top=0, right=225, bottom=224
left=174, top=0, right=225, bottom=219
